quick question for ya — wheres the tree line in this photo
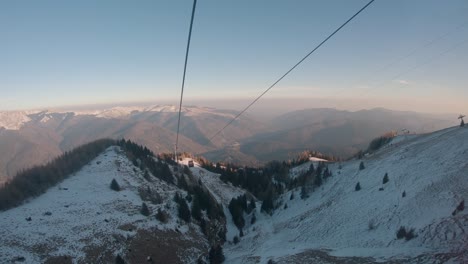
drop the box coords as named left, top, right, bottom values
left=0, top=139, right=115, bottom=211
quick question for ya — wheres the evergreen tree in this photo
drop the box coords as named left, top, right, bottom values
left=402, top=191, right=406, bottom=198
left=300, top=186, right=308, bottom=199
left=261, top=193, right=274, bottom=215
left=308, top=163, right=315, bottom=173
left=314, top=173, right=322, bottom=187
left=140, top=202, right=150, bottom=216
left=191, top=196, right=202, bottom=221
left=355, top=182, right=361, bottom=191
left=251, top=213, right=256, bottom=224
left=248, top=197, right=256, bottom=213
left=175, top=193, right=191, bottom=222
left=359, top=161, right=365, bottom=170
left=461, top=119, right=465, bottom=127
left=110, top=178, right=120, bottom=191
left=209, top=245, right=225, bottom=264
left=383, top=173, right=389, bottom=184
left=156, top=208, right=168, bottom=223
left=290, top=191, right=294, bottom=200
left=115, top=254, right=126, bottom=264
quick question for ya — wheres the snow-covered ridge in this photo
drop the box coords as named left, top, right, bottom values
left=225, top=126, right=468, bottom=263
left=0, top=111, right=36, bottom=130
left=74, top=105, right=233, bottom=118
left=0, top=105, right=235, bottom=130
left=0, top=146, right=203, bottom=263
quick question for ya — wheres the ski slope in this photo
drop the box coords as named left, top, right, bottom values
left=225, top=126, right=468, bottom=263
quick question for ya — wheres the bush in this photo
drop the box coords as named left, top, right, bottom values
left=110, top=179, right=121, bottom=191
left=140, top=202, right=150, bottom=216
left=383, top=173, right=389, bottom=184
left=355, top=182, right=361, bottom=191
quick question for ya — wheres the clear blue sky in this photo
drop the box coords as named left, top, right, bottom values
left=1, top=0, right=467, bottom=113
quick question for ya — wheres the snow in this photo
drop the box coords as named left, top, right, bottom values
left=0, top=105, right=236, bottom=128
left=225, top=126, right=468, bottom=263
left=289, top=157, right=329, bottom=180
left=0, top=146, right=185, bottom=263
left=179, top=158, right=246, bottom=240
left=0, top=111, right=32, bottom=130
left=74, top=105, right=235, bottom=119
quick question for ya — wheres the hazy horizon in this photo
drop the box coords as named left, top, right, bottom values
left=1, top=0, right=467, bottom=115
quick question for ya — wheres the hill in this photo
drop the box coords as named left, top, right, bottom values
left=0, top=140, right=227, bottom=263
left=239, top=108, right=455, bottom=162
left=224, top=126, right=468, bottom=263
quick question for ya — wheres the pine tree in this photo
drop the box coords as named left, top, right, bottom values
left=209, top=245, right=225, bottom=264
left=461, top=119, right=465, bottom=127
left=290, top=191, right=294, bottom=200
left=359, top=161, right=365, bottom=170
left=175, top=193, right=191, bottom=222
left=251, top=213, right=256, bottom=224
left=140, top=202, right=150, bottom=216
left=156, top=208, right=168, bottom=223
left=110, top=178, right=120, bottom=191
left=314, top=173, right=322, bottom=187
left=383, top=173, right=389, bottom=184
left=300, top=186, right=308, bottom=199
left=355, top=182, right=361, bottom=191
left=402, top=191, right=406, bottom=198
left=308, top=163, right=315, bottom=173
left=115, top=254, right=126, bottom=264
left=191, top=197, right=202, bottom=221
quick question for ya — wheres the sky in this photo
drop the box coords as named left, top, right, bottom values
left=1, top=0, right=467, bottom=114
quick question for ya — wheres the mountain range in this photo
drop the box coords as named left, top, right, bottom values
left=0, top=105, right=456, bottom=183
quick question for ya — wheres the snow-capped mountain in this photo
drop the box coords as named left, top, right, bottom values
left=0, top=105, right=264, bottom=183
left=0, top=105, right=239, bottom=129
